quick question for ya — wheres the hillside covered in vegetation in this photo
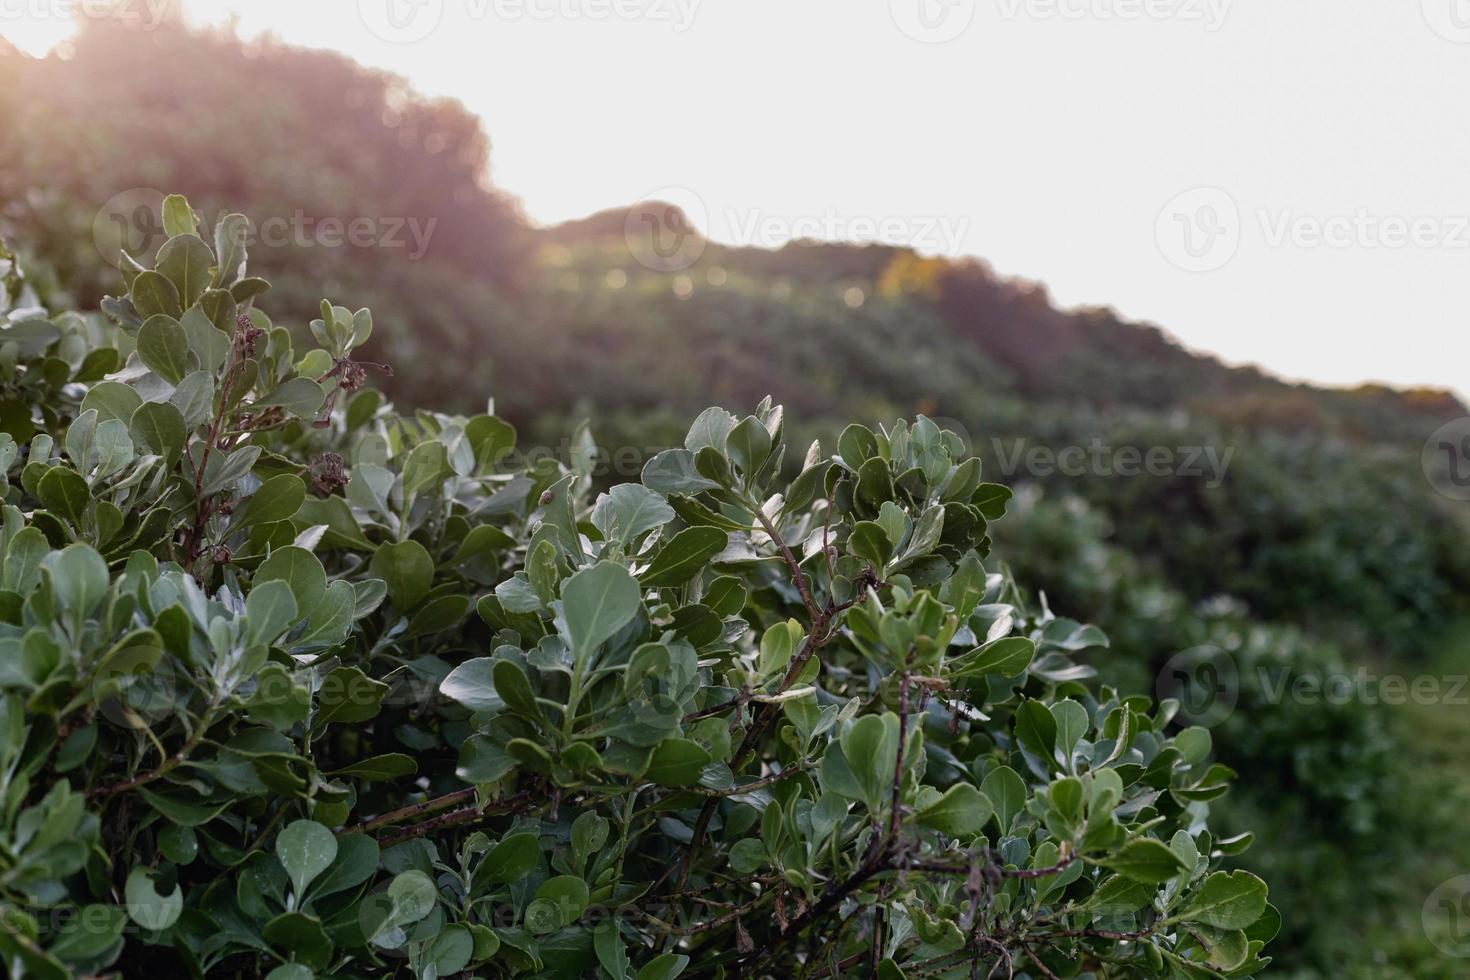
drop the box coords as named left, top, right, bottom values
left=3, top=15, right=1469, bottom=975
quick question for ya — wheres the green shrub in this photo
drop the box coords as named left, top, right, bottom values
left=992, top=490, right=1432, bottom=974
left=0, top=199, right=1273, bottom=978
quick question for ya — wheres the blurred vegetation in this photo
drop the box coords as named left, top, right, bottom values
left=3, top=13, right=1470, bottom=975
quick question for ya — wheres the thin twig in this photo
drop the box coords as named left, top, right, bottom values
left=755, top=507, right=820, bottom=623
left=88, top=707, right=216, bottom=800
left=337, top=787, right=478, bottom=836
left=908, top=846, right=1076, bottom=880
left=683, top=688, right=750, bottom=723
left=887, top=669, right=911, bottom=846
left=1022, top=946, right=1061, bottom=980
left=687, top=763, right=810, bottom=797
left=372, top=792, right=538, bottom=847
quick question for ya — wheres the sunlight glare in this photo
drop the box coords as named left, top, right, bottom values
left=0, top=9, right=79, bottom=57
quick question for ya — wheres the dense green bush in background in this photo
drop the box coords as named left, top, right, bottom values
left=992, top=492, right=1457, bottom=973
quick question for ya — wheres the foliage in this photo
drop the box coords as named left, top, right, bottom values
left=0, top=200, right=1273, bottom=978
left=978, top=413, right=1470, bottom=648
left=0, top=15, right=526, bottom=385
left=992, top=491, right=1442, bottom=976
left=5, top=19, right=1461, bottom=975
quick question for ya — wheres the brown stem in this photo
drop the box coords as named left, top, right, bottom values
left=978, top=938, right=1014, bottom=980
left=88, top=709, right=214, bottom=800
left=870, top=886, right=888, bottom=978
left=687, top=762, right=809, bottom=797
left=337, top=787, right=478, bottom=836
left=820, top=488, right=837, bottom=580
left=807, top=951, right=867, bottom=980
left=666, top=509, right=882, bottom=908
left=668, top=513, right=830, bottom=899
left=1027, top=922, right=1156, bottom=941
left=748, top=858, right=888, bottom=971
left=887, top=670, right=911, bottom=846
left=1021, top=946, right=1062, bottom=980
left=755, top=508, right=820, bottom=623
left=185, top=320, right=252, bottom=569
left=372, top=791, right=539, bottom=847
left=639, top=899, right=765, bottom=937
left=683, top=688, right=750, bottom=723
left=908, top=846, right=1076, bottom=880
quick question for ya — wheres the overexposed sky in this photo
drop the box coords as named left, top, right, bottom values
left=4, top=0, right=1469, bottom=396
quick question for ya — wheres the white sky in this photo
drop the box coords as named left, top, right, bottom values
left=4, top=0, right=1468, bottom=397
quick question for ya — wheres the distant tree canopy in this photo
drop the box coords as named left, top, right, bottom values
left=0, top=15, right=526, bottom=335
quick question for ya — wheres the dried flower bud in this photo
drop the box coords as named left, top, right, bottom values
left=309, top=452, right=348, bottom=497
left=232, top=313, right=263, bottom=360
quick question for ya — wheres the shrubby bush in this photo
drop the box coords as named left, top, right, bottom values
left=0, top=200, right=1273, bottom=978
left=992, top=491, right=1421, bottom=973
left=977, top=410, right=1470, bottom=650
